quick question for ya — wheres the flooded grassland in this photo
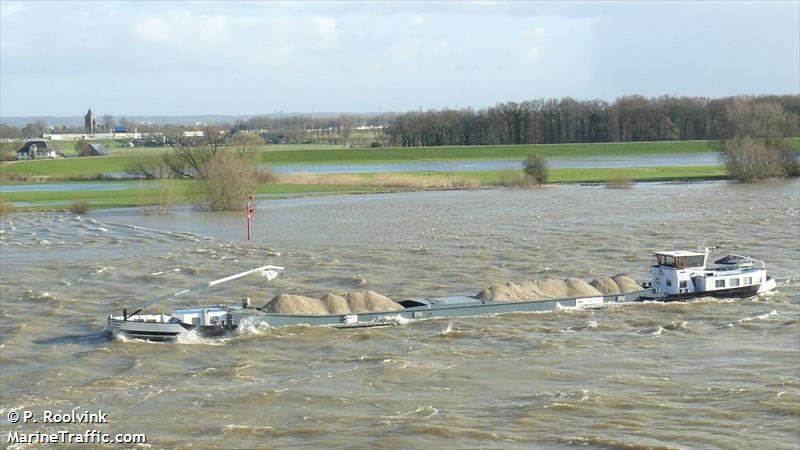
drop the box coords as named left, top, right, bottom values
left=1, top=181, right=799, bottom=449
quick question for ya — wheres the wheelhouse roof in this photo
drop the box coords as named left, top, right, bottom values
left=654, top=251, right=706, bottom=257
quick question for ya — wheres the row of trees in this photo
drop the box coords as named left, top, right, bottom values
left=386, top=95, right=800, bottom=147
left=4, top=95, right=797, bottom=147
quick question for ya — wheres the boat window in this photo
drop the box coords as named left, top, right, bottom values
left=685, top=256, right=705, bottom=267
left=666, top=279, right=672, bottom=286
left=730, top=278, right=740, bottom=287
left=656, top=255, right=675, bottom=267
left=715, top=279, right=725, bottom=288
left=679, top=281, right=687, bottom=288
left=744, top=277, right=752, bottom=285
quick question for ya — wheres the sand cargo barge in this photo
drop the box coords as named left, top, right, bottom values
left=105, top=250, right=776, bottom=341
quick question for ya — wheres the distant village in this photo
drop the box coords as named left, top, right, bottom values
left=7, top=107, right=389, bottom=161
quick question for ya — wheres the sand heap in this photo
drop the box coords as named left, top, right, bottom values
left=263, top=291, right=403, bottom=315
left=478, top=274, right=642, bottom=302
left=589, top=274, right=643, bottom=295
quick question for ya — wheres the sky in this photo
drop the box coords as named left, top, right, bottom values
left=1, top=1, right=798, bottom=117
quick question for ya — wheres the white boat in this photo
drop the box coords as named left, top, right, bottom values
left=642, top=249, right=777, bottom=301
left=104, top=250, right=777, bottom=341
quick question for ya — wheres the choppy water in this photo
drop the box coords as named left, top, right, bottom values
left=1, top=181, right=798, bottom=449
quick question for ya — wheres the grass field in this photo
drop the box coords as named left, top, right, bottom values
left=0, top=181, right=397, bottom=210
left=0, top=165, right=728, bottom=211
left=257, top=140, right=724, bottom=165
left=0, top=140, right=730, bottom=179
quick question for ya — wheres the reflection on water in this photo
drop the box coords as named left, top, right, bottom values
left=1, top=180, right=798, bottom=449
left=268, top=152, right=721, bottom=174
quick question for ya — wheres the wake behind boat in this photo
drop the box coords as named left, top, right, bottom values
left=105, top=249, right=777, bottom=341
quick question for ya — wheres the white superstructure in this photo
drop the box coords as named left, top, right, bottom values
left=650, top=250, right=773, bottom=297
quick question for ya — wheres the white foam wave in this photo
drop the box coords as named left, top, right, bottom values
left=375, top=314, right=411, bottom=325
left=175, top=329, right=225, bottom=345
left=737, top=310, right=778, bottom=323
left=236, top=317, right=273, bottom=336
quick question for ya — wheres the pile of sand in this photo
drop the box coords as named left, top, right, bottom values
left=589, top=274, right=643, bottom=295
left=477, top=278, right=601, bottom=301
left=478, top=274, right=643, bottom=302
left=263, top=291, right=403, bottom=315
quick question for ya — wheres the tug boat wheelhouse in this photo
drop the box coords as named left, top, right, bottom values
left=646, top=250, right=776, bottom=301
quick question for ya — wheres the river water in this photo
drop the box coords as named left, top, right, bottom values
left=1, top=181, right=798, bottom=449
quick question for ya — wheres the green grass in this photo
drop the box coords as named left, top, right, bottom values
left=0, top=180, right=399, bottom=210
left=0, top=155, right=140, bottom=178
left=258, top=140, right=726, bottom=165
left=0, top=165, right=730, bottom=210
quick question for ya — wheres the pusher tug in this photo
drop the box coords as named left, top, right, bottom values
left=105, top=250, right=777, bottom=341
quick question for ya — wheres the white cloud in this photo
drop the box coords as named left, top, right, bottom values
left=0, top=2, right=24, bottom=18
left=134, top=17, right=172, bottom=43
left=524, top=46, right=541, bottom=62
left=312, top=15, right=338, bottom=47
left=0, top=1, right=797, bottom=115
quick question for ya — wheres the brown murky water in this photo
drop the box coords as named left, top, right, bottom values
left=1, top=181, right=799, bottom=449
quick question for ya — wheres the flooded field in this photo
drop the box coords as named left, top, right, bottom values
left=269, top=152, right=720, bottom=174
left=1, top=181, right=798, bottom=449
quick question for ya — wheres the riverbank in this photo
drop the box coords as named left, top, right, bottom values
left=0, top=165, right=729, bottom=211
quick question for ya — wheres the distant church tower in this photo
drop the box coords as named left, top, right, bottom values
left=84, top=108, right=96, bottom=134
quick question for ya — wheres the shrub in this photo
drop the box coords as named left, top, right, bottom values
left=193, top=152, right=269, bottom=211
left=69, top=201, right=90, bottom=214
left=139, top=180, right=182, bottom=215
left=155, top=179, right=181, bottom=214
left=721, top=137, right=779, bottom=182
left=370, top=142, right=383, bottom=148
left=0, top=141, right=18, bottom=161
left=523, top=154, right=549, bottom=185
left=776, top=144, right=799, bottom=177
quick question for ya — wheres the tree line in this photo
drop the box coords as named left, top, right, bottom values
left=385, top=95, right=799, bottom=147
left=2, top=94, right=797, bottom=147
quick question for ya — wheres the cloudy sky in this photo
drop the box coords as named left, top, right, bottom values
left=1, top=1, right=798, bottom=117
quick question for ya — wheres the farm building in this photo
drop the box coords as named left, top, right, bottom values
left=79, top=143, right=111, bottom=157
left=16, top=140, right=64, bottom=160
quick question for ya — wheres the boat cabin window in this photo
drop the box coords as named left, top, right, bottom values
left=656, top=254, right=704, bottom=269
left=744, top=277, right=752, bottom=285
left=666, top=279, right=672, bottom=287
left=715, top=279, right=725, bottom=288
left=679, top=281, right=687, bottom=288
left=730, top=278, right=740, bottom=287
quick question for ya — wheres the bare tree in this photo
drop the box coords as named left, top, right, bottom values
left=722, top=101, right=798, bottom=182
left=523, top=154, right=549, bottom=186
left=721, top=137, right=776, bottom=182
left=101, top=114, right=116, bottom=130
left=124, top=155, right=171, bottom=179
left=163, top=126, right=229, bottom=178
left=192, top=152, right=268, bottom=211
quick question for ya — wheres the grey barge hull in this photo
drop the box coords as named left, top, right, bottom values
left=225, top=290, right=651, bottom=330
